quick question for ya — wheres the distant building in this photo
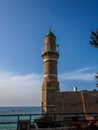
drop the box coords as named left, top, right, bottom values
left=42, top=30, right=98, bottom=115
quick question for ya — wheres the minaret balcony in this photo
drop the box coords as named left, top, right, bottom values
left=42, top=51, right=59, bottom=59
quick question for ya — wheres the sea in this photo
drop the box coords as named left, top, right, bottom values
left=0, top=106, right=41, bottom=130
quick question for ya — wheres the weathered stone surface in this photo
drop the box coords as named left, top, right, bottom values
left=42, top=31, right=98, bottom=115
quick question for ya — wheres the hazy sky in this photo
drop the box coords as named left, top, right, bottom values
left=0, top=0, right=98, bottom=106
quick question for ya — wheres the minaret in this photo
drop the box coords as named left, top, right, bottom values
left=42, top=30, right=59, bottom=114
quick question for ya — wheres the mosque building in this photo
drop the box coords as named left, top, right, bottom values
left=41, top=30, right=98, bottom=115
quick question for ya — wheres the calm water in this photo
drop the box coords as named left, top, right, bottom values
left=0, top=106, right=41, bottom=130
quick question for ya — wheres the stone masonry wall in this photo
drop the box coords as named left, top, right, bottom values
left=82, top=90, right=98, bottom=112
left=57, top=92, right=84, bottom=113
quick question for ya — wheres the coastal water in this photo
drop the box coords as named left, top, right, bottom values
left=0, top=106, right=41, bottom=130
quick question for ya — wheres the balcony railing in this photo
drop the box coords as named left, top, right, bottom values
left=0, top=113, right=98, bottom=130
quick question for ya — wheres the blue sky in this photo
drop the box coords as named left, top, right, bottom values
left=0, top=0, right=98, bottom=106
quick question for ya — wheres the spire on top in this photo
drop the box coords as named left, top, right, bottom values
left=46, top=26, right=55, bottom=36
left=49, top=25, right=51, bottom=32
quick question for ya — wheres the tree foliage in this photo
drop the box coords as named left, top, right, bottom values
left=95, top=72, right=98, bottom=87
left=90, top=29, right=98, bottom=48
left=90, top=29, right=98, bottom=87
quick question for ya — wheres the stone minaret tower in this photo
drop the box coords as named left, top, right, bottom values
left=42, top=30, right=59, bottom=114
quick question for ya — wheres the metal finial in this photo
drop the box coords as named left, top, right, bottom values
left=49, top=25, right=51, bottom=32
left=47, top=25, right=54, bottom=36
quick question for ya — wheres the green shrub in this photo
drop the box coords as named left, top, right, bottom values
left=34, top=115, right=54, bottom=128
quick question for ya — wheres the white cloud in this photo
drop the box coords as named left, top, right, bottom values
left=0, top=67, right=96, bottom=106
left=59, top=67, right=96, bottom=81
left=0, top=72, right=43, bottom=106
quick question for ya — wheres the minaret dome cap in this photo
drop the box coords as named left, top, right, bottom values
left=46, top=30, right=55, bottom=37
